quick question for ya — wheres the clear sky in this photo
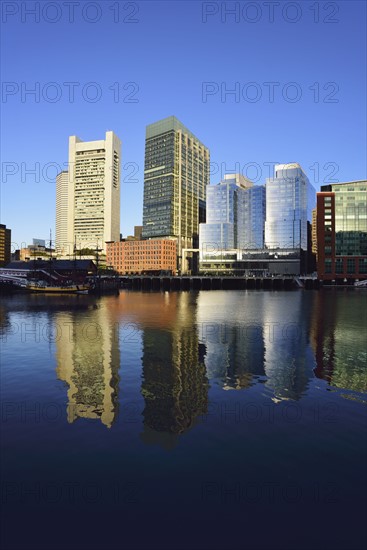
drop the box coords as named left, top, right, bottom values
left=1, top=0, right=366, bottom=249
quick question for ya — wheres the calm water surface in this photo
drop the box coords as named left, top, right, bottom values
left=1, top=290, right=366, bottom=550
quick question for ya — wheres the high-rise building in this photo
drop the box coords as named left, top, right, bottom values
left=317, top=181, right=367, bottom=281
left=65, top=131, right=121, bottom=254
left=265, top=163, right=315, bottom=250
left=0, top=224, right=11, bottom=267
left=312, top=207, right=317, bottom=257
left=237, top=183, right=266, bottom=250
left=199, top=175, right=270, bottom=274
left=134, top=225, right=143, bottom=240
left=142, top=116, right=210, bottom=269
left=56, top=170, right=69, bottom=255
left=199, top=165, right=316, bottom=275
left=199, top=174, right=253, bottom=253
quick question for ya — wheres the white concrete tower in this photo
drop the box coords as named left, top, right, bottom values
left=67, top=131, right=121, bottom=254
left=55, top=170, right=69, bottom=255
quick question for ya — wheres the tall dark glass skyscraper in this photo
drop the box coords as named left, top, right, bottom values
left=142, top=116, right=210, bottom=269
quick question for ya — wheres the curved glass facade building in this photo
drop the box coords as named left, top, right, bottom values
left=199, top=177, right=238, bottom=252
left=265, top=163, right=315, bottom=250
left=238, top=184, right=266, bottom=250
left=199, top=174, right=265, bottom=255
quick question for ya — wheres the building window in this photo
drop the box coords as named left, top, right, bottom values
left=359, top=258, right=367, bottom=274
left=324, top=259, right=332, bottom=273
left=347, top=259, right=356, bottom=274
left=335, top=259, right=343, bottom=274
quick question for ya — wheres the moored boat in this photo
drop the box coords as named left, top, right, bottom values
left=26, top=281, right=90, bottom=294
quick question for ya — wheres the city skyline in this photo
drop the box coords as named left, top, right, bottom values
left=2, top=1, right=366, bottom=247
left=4, top=116, right=365, bottom=251
left=1, top=4, right=366, bottom=549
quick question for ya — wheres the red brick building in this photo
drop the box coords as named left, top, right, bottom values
left=0, top=224, right=11, bottom=267
left=316, top=192, right=335, bottom=279
left=317, top=181, right=367, bottom=281
left=106, top=239, right=177, bottom=275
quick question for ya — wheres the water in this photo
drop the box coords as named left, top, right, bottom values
left=1, top=290, right=366, bottom=550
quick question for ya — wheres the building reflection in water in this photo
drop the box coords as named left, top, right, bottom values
left=311, top=291, right=367, bottom=394
left=197, top=291, right=315, bottom=400
left=140, top=293, right=208, bottom=449
left=55, top=304, right=120, bottom=428
left=197, top=292, right=266, bottom=390
left=0, top=303, right=11, bottom=336
left=262, top=292, right=315, bottom=401
left=50, top=288, right=366, bottom=435
left=107, top=292, right=209, bottom=448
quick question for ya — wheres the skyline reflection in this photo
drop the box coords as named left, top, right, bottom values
left=196, top=291, right=316, bottom=400
left=262, top=292, right=315, bottom=401
left=55, top=304, right=120, bottom=428
left=2, top=290, right=366, bottom=550
left=105, top=292, right=210, bottom=446
left=1, top=290, right=365, bottom=436
left=311, top=290, right=367, bottom=395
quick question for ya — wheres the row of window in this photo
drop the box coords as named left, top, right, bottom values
left=109, top=245, right=174, bottom=251
left=323, top=258, right=367, bottom=274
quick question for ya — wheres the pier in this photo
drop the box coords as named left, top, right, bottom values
left=120, top=276, right=321, bottom=291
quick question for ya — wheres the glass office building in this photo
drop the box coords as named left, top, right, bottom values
left=265, top=163, right=315, bottom=250
left=332, top=181, right=367, bottom=257
left=142, top=116, right=210, bottom=262
left=200, top=178, right=237, bottom=252
left=238, top=184, right=266, bottom=249
left=199, top=174, right=255, bottom=254
left=317, top=181, right=367, bottom=280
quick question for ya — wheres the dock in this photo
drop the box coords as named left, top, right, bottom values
left=119, top=276, right=321, bottom=291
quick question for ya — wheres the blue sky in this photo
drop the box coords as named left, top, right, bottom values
left=1, top=0, right=366, bottom=249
